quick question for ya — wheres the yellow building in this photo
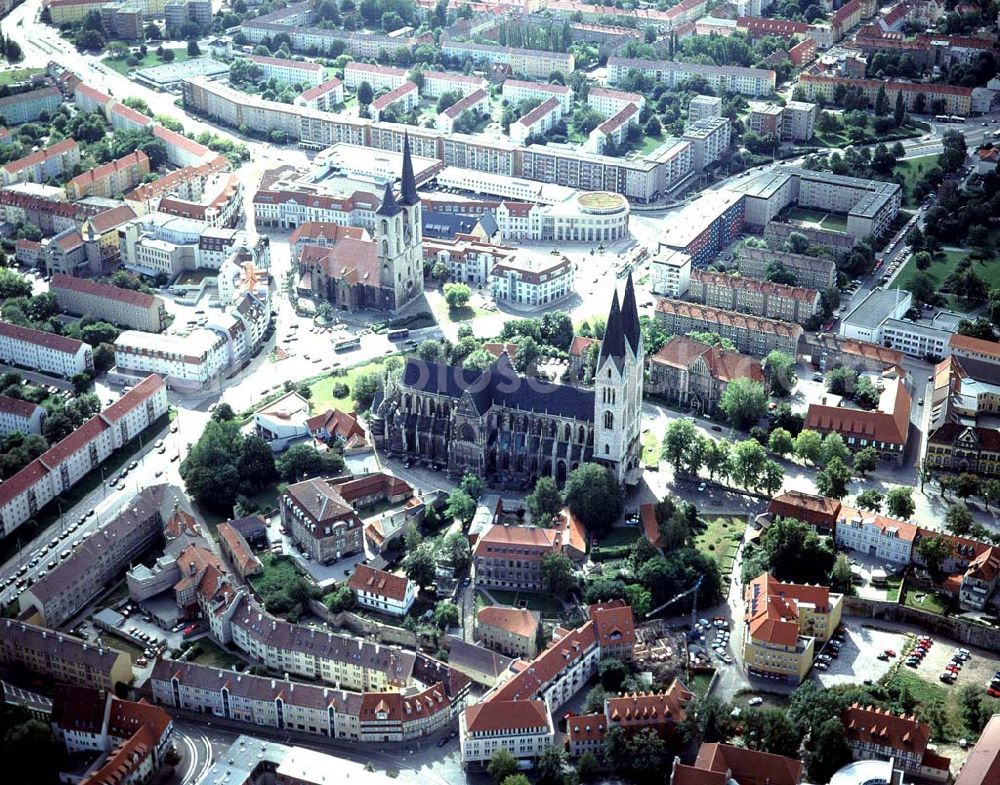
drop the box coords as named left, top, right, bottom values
left=742, top=572, right=843, bottom=684
left=48, top=0, right=112, bottom=25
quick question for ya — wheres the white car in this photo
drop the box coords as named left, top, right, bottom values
left=747, top=696, right=763, bottom=706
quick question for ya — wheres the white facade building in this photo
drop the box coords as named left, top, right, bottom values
left=459, top=701, right=554, bottom=764
left=421, top=71, right=487, bottom=99
left=343, top=62, right=408, bottom=92
left=587, top=86, right=644, bottom=118
left=0, top=395, right=44, bottom=437
left=509, top=98, right=563, bottom=145
left=489, top=252, right=574, bottom=306
left=114, top=329, right=228, bottom=390
left=682, top=116, right=732, bottom=170
left=650, top=249, right=692, bottom=297
left=248, top=55, right=324, bottom=87
left=834, top=509, right=915, bottom=565
left=502, top=80, right=573, bottom=113
left=0, top=321, right=93, bottom=378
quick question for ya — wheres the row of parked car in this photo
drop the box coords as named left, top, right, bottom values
left=939, top=645, right=971, bottom=685
left=813, top=627, right=847, bottom=671
left=906, top=634, right=934, bottom=669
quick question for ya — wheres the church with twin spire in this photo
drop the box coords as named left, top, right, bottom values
left=371, top=273, right=644, bottom=489
left=300, top=134, right=424, bottom=312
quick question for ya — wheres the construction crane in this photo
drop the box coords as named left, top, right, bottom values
left=645, top=576, right=704, bottom=627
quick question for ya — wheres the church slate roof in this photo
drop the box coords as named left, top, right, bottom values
left=600, top=290, right=627, bottom=369
left=400, top=133, right=419, bottom=207
left=400, top=354, right=595, bottom=421
left=621, top=273, right=641, bottom=355
left=376, top=181, right=401, bottom=217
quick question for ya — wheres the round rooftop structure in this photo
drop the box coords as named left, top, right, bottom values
left=577, top=191, right=629, bottom=215
left=830, top=760, right=894, bottom=785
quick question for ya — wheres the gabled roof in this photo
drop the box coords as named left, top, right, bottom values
left=464, top=699, right=549, bottom=734
left=690, top=742, right=803, bottom=785
left=805, top=377, right=911, bottom=447
left=349, top=563, right=411, bottom=602
left=767, top=490, right=842, bottom=529
left=955, top=713, right=1000, bottom=785
left=477, top=606, right=539, bottom=639
left=842, top=703, right=932, bottom=755
left=588, top=600, right=636, bottom=650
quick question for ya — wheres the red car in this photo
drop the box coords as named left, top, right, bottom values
left=989, top=688, right=1000, bottom=698
left=884, top=649, right=896, bottom=657
left=182, top=624, right=197, bottom=636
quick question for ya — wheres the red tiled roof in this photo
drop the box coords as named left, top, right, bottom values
left=464, top=699, right=549, bottom=733
left=477, top=606, right=538, bottom=639
left=473, top=523, right=559, bottom=558
left=655, top=299, right=804, bottom=339
left=569, top=336, right=599, bottom=358
left=0, top=320, right=84, bottom=355
left=652, top=336, right=764, bottom=384
left=949, top=333, right=1000, bottom=359
left=490, top=622, right=597, bottom=702
left=249, top=54, right=323, bottom=73
left=606, top=681, right=691, bottom=727
left=768, top=490, right=841, bottom=529
left=691, top=268, right=819, bottom=303
left=842, top=703, right=931, bottom=754
left=65, top=151, right=148, bottom=195
left=332, top=472, right=412, bottom=504
left=217, top=522, right=258, bottom=575
left=298, top=77, right=343, bottom=101
left=51, top=273, right=157, bottom=309
left=515, top=97, right=561, bottom=128
left=692, top=742, right=803, bottom=785
left=588, top=600, right=636, bottom=650
left=805, top=377, right=910, bottom=447
left=640, top=503, right=663, bottom=548
left=0, top=394, right=42, bottom=419
left=101, top=375, right=165, bottom=423
left=955, top=713, right=1000, bottom=785
left=86, top=205, right=137, bottom=235
left=567, top=712, right=606, bottom=744
left=745, top=572, right=833, bottom=646
left=371, top=81, right=417, bottom=111
left=349, top=563, right=411, bottom=602
left=3, top=138, right=78, bottom=174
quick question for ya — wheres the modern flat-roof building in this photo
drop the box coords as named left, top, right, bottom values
left=682, top=116, right=732, bottom=170
left=688, top=94, right=723, bottom=122
left=114, top=329, right=228, bottom=390
left=51, top=273, right=167, bottom=333
left=840, top=287, right=912, bottom=343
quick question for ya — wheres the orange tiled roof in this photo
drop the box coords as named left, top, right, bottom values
left=477, top=606, right=539, bottom=639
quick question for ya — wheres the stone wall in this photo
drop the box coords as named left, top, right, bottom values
left=844, top=596, right=1000, bottom=650
left=308, top=599, right=421, bottom=648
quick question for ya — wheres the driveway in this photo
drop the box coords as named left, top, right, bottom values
left=812, top=622, right=907, bottom=688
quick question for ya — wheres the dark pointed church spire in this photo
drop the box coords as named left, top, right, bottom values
left=600, top=290, right=626, bottom=367
left=376, top=180, right=401, bottom=217
left=621, top=272, right=641, bottom=356
left=400, top=132, right=419, bottom=206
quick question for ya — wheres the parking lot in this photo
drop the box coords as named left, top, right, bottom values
left=812, top=622, right=908, bottom=688
left=903, top=634, right=1000, bottom=693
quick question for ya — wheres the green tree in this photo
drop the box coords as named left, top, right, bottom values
left=598, top=657, right=629, bottom=691
left=916, top=535, right=953, bottom=574
left=945, top=503, right=973, bottom=536
left=0, top=269, right=31, bottom=298
left=324, top=584, right=356, bottom=612
left=718, top=378, right=768, bottom=430
left=576, top=751, right=599, bottom=783
left=403, top=544, right=436, bottom=588
left=501, top=776, right=530, bottom=785
left=434, top=600, right=460, bottom=628
left=763, top=351, right=796, bottom=396
left=526, top=476, right=563, bottom=526
left=768, top=427, right=794, bottom=457
left=357, top=80, right=374, bottom=105
left=727, top=439, right=768, bottom=490
left=541, top=551, right=577, bottom=596
left=885, top=486, right=915, bottom=519
left=662, top=418, right=697, bottom=472
left=536, top=746, right=567, bottom=785
left=815, top=457, right=852, bottom=500
left=793, top=429, right=823, bottom=464
left=893, top=89, right=905, bottom=126
left=445, top=488, right=477, bottom=525
left=808, top=719, right=853, bottom=784
left=704, top=440, right=730, bottom=481
left=352, top=369, right=383, bottom=411
left=819, top=433, right=850, bottom=467
left=852, top=446, right=879, bottom=476
left=830, top=553, right=853, bottom=593
left=954, top=472, right=981, bottom=501
left=443, top=282, right=472, bottom=309
left=488, top=750, right=519, bottom=785
left=855, top=489, right=884, bottom=512
left=564, top=463, right=624, bottom=536
left=276, top=443, right=345, bottom=481
left=746, top=708, right=802, bottom=757
left=441, top=531, right=471, bottom=571
left=212, top=402, right=236, bottom=421
left=460, top=472, right=485, bottom=500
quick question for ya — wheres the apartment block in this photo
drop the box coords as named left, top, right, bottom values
left=686, top=268, right=820, bottom=324
left=114, top=329, right=228, bottom=389
left=688, top=94, right=722, bottom=122
left=748, top=101, right=784, bottom=136
left=65, top=150, right=149, bottom=200
left=343, top=62, right=408, bottom=92
left=587, top=86, right=643, bottom=118
left=421, top=71, right=487, bottom=99
left=294, top=78, right=344, bottom=111
left=472, top=524, right=564, bottom=592
left=682, top=116, right=731, bottom=169
left=743, top=572, right=843, bottom=684
left=437, top=88, right=490, bottom=134
left=782, top=101, right=818, bottom=141
left=460, top=701, right=554, bottom=764
left=0, top=395, right=44, bottom=437
left=248, top=55, right=324, bottom=87
left=2, top=139, right=81, bottom=186
left=440, top=41, right=574, bottom=78
left=0, top=320, right=92, bottom=378
left=19, top=486, right=165, bottom=627
left=0, top=620, right=133, bottom=691
left=608, top=57, right=776, bottom=97
left=799, top=74, right=972, bottom=116
left=510, top=97, right=563, bottom=145
left=0, top=86, right=64, bottom=125
left=51, top=273, right=167, bottom=333
left=654, top=298, right=803, bottom=357
left=370, top=82, right=418, bottom=122
left=736, top=245, right=836, bottom=290
left=503, top=79, right=574, bottom=113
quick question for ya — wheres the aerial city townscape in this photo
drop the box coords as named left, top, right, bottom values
left=0, top=0, right=1000, bottom=783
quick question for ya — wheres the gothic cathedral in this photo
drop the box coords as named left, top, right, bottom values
left=375, top=134, right=424, bottom=311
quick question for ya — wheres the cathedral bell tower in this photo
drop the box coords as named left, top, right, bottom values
left=593, top=273, right=644, bottom=484
left=376, top=133, right=424, bottom=310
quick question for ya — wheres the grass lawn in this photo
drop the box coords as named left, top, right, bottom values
left=785, top=206, right=829, bottom=225
left=694, top=517, right=743, bottom=578
left=104, top=49, right=190, bottom=76
left=634, top=134, right=668, bottom=155
left=882, top=670, right=1000, bottom=743
left=884, top=577, right=903, bottom=603
left=430, top=296, right=487, bottom=323
left=819, top=213, right=848, bottom=232
left=484, top=588, right=565, bottom=616
left=0, top=68, right=44, bottom=86
left=814, top=131, right=851, bottom=148
left=641, top=430, right=661, bottom=467
left=192, top=639, right=246, bottom=669
left=308, top=360, right=387, bottom=412
left=595, top=527, right=642, bottom=548
left=687, top=671, right=714, bottom=698
left=894, top=249, right=972, bottom=297
left=896, top=154, right=939, bottom=206
left=249, top=554, right=303, bottom=599
left=903, top=585, right=951, bottom=615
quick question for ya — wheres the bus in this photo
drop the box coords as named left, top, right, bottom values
left=935, top=114, right=952, bottom=123
left=387, top=328, right=410, bottom=341
left=334, top=337, right=361, bottom=353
